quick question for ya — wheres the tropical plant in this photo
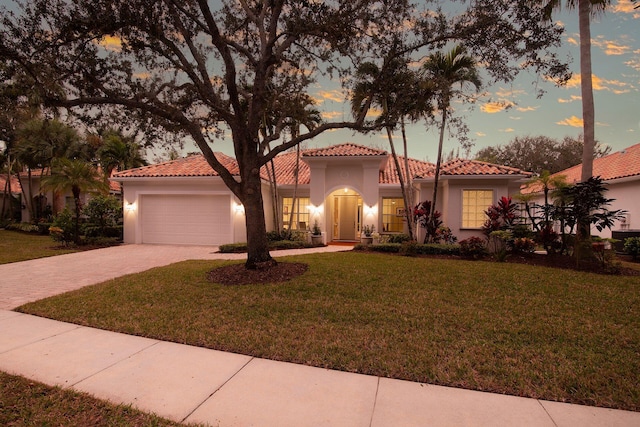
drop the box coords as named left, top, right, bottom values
left=421, top=45, right=481, bottom=228
left=414, top=200, right=443, bottom=244
left=82, top=194, right=122, bottom=238
left=459, top=236, right=486, bottom=259
left=97, top=130, right=147, bottom=177
left=482, top=196, right=519, bottom=236
left=362, top=224, right=375, bottom=237
left=623, top=237, right=640, bottom=261
left=41, top=158, right=108, bottom=244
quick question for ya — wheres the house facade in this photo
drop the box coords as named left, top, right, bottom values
left=543, top=143, right=640, bottom=239
left=112, top=143, right=532, bottom=246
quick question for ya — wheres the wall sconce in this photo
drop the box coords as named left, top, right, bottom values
left=308, top=204, right=323, bottom=216
left=125, top=202, right=136, bottom=212
left=364, top=204, right=377, bottom=216
left=234, top=202, right=245, bottom=214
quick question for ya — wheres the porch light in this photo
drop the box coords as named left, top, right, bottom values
left=125, top=202, right=136, bottom=212
left=234, top=202, right=245, bottom=214
left=364, top=204, right=377, bottom=216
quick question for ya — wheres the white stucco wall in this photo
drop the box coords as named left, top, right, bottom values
left=119, top=177, right=243, bottom=244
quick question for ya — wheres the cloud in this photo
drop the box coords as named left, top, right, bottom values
left=494, top=88, right=526, bottom=98
left=481, top=101, right=514, bottom=114
left=509, top=116, right=522, bottom=121
left=97, top=35, right=122, bottom=52
left=558, top=95, right=582, bottom=104
left=557, top=115, right=583, bottom=127
left=591, top=36, right=632, bottom=56
left=612, top=0, right=640, bottom=18
left=316, top=90, right=345, bottom=103
left=564, top=74, right=630, bottom=92
left=500, top=128, right=515, bottom=133
left=320, top=111, right=343, bottom=120
left=516, top=105, right=538, bottom=112
left=476, top=132, right=487, bottom=137
left=567, top=36, right=579, bottom=46
left=624, top=53, right=640, bottom=71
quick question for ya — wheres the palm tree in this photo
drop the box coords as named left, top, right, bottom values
left=351, top=57, right=426, bottom=240
left=421, top=45, right=481, bottom=240
left=41, top=158, right=108, bottom=244
left=97, top=130, right=147, bottom=177
left=541, top=0, right=610, bottom=182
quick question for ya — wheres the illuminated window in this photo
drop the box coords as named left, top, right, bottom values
left=382, top=198, right=405, bottom=233
left=462, top=190, right=493, bottom=228
left=282, top=197, right=310, bottom=230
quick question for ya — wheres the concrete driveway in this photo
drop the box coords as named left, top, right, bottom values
left=0, top=243, right=350, bottom=310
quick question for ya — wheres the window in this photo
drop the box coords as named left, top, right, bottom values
left=462, top=190, right=493, bottom=228
left=382, top=198, right=405, bottom=233
left=282, top=197, right=310, bottom=230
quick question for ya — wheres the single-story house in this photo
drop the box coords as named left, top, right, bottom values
left=112, top=143, right=532, bottom=246
left=544, top=142, right=640, bottom=239
left=18, top=168, right=121, bottom=223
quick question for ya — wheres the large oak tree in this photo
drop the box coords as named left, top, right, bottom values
left=1, top=0, right=569, bottom=268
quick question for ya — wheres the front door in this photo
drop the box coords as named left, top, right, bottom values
left=335, top=195, right=361, bottom=240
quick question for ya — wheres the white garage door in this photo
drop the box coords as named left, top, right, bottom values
left=141, top=194, right=232, bottom=245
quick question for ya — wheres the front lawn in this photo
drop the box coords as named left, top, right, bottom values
left=0, top=371, right=200, bottom=426
left=0, top=230, right=79, bottom=264
left=18, top=252, right=640, bottom=411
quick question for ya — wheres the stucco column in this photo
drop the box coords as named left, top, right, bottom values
left=361, top=161, right=380, bottom=229
left=308, top=161, right=327, bottom=232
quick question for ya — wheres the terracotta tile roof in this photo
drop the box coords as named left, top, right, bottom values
left=302, top=143, right=388, bottom=158
left=0, top=174, right=21, bottom=193
left=112, top=144, right=531, bottom=185
left=269, top=150, right=311, bottom=185
left=113, top=153, right=239, bottom=178
left=437, top=159, right=533, bottom=177
left=553, top=143, right=640, bottom=184
left=380, top=157, right=435, bottom=184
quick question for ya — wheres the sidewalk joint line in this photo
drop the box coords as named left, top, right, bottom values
left=537, top=399, right=560, bottom=427
left=181, top=356, right=255, bottom=423
left=69, top=339, right=161, bottom=388
left=368, top=376, right=381, bottom=427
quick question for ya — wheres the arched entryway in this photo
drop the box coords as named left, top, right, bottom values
left=328, top=188, right=363, bottom=241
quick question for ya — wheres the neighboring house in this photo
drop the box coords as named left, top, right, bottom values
left=18, top=168, right=121, bottom=223
left=112, top=143, right=532, bottom=246
left=543, top=143, right=640, bottom=239
left=0, top=173, right=22, bottom=220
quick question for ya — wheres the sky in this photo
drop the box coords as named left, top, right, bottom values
left=2, top=1, right=638, bottom=164
left=304, top=0, right=640, bottom=163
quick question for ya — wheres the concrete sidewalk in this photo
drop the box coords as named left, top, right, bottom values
left=1, top=244, right=639, bottom=426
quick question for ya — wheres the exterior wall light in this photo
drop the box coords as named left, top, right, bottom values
left=125, top=202, right=136, bottom=212
left=234, top=202, right=245, bottom=214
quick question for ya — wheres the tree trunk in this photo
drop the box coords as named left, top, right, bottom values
left=287, top=144, right=301, bottom=232
left=242, top=181, right=274, bottom=269
left=579, top=0, right=595, bottom=183
left=385, top=126, right=414, bottom=240
left=430, top=105, right=448, bottom=242
left=73, top=187, right=81, bottom=245
left=401, top=119, right=415, bottom=240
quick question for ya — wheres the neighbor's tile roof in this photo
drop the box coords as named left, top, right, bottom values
left=112, top=143, right=532, bottom=184
left=302, top=143, right=388, bottom=158
left=0, top=174, right=21, bottom=193
left=553, top=143, right=640, bottom=184
left=113, top=153, right=239, bottom=178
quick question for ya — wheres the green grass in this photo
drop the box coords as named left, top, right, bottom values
left=18, top=252, right=640, bottom=412
left=0, top=371, right=200, bottom=426
left=0, top=229, right=79, bottom=264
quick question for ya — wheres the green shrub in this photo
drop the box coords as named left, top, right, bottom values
left=219, top=243, right=248, bottom=253
left=367, top=243, right=401, bottom=253
left=459, top=236, right=486, bottom=259
left=50, top=210, right=75, bottom=246
left=5, top=222, right=40, bottom=233
left=623, top=237, right=640, bottom=261
left=400, top=240, right=419, bottom=257
left=83, top=195, right=122, bottom=238
left=385, top=234, right=411, bottom=244
left=513, top=237, right=536, bottom=253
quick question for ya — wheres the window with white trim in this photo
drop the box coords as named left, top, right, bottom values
left=282, top=197, right=310, bottom=230
left=382, top=197, right=405, bottom=233
left=462, top=190, right=493, bottom=228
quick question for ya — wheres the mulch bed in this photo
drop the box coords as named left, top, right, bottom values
left=207, top=251, right=639, bottom=285
left=207, top=262, right=309, bottom=285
